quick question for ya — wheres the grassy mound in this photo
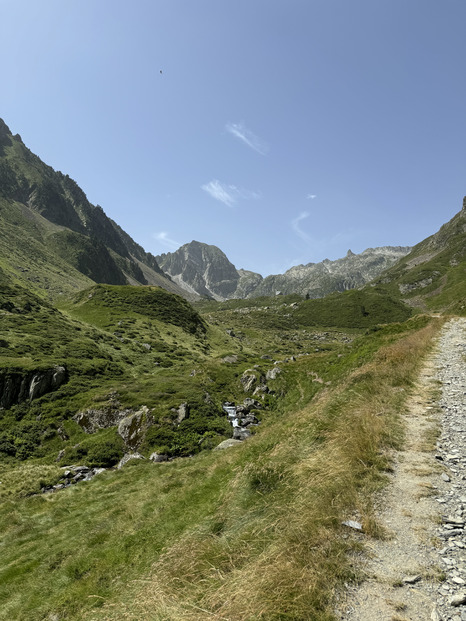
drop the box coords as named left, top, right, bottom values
left=294, top=288, right=413, bottom=328
left=70, top=285, right=207, bottom=335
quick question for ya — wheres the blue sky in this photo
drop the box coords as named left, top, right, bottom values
left=1, top=0, right=465, bottom=275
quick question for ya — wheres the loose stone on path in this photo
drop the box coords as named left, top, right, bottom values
left=338, top=317, right=466, bottom=621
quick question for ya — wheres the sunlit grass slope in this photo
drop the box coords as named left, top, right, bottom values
left=0, top=315, right=442, bottom=620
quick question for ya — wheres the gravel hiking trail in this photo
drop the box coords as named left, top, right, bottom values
left=338, top=317, right=466, bottom=621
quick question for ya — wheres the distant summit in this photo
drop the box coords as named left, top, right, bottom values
left=156, top=241, right=263, bottom=300
left=157, top=241, right=411, bottom=301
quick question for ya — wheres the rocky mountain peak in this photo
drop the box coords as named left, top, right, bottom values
left=156, top=241, right=412, bottom=301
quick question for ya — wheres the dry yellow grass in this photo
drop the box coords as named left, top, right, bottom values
left=90, top=319, right=442, bottom=621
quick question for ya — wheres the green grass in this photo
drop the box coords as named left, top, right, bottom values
left=293, top=287, right=413, bottom=329
left=0, top=314, right=443, bottom=620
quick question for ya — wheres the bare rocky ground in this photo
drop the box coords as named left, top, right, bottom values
left=338, top=317, right=466, bottom=621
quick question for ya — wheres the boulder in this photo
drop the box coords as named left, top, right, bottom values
left=117, top=452, right=145, bottom=469
left=240, top=414, right=259, bottom=427
left=74, top=407, right=132, bottom=434
left=241, top=370, right=257, bottom=393
left=233, top=427, right=252, bottom=441
left=149, top=452, right=169, bottom=463
left=253, top=384, right=269, bottom=396
left=175, top=403, right=189, bottom=424
left=222, top=355, right=238, bottom=364
left=214, top=439, right=243, bottom=450
left=118, top=407, right=149, bottom=449
left=266, top=367, right=282, bottom=380
left=243, top=398, right=262, bottom=410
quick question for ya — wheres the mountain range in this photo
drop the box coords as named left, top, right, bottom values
left=0, top=118, right=412, bottom=303
left=156, top=242, right=411, bottom=301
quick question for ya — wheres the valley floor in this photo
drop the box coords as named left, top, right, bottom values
left=338, top=317, right=466, bottom=621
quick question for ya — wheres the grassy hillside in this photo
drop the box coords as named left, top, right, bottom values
left=374, top=200, right=466, bottom=314
left=0, top=313, right=442, bottom=620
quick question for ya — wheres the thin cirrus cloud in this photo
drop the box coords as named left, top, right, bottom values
left=291, top=211, right=311, bottom=242
left=153, top=231, right=181, bottom=251
left=225, top=121, right=269, bottom=155
left=202, top=179, right=261, bottom=207
left=306, top=194, right=317, bottom=200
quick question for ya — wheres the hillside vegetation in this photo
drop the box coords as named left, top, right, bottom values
left=0, top=307, right=442, bottom=620
left=374, top=199, right=466, bottom=315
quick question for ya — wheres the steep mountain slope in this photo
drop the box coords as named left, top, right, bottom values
left=0, top=119, right=187, bottom=299
left=373, top=198, right=466, bottom=314
left=157, top=241, right=411, bottom=300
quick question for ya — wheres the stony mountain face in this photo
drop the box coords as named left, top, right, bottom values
left=0, top=118, right=188, bottom=299
left=157, top=241, right=411, bottom=301
left=250, top=247, right=411, bottom=298
left=156, top=241, right=263, bottom=300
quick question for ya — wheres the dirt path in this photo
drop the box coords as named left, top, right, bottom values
left=338, top=317, right=466, bottom=621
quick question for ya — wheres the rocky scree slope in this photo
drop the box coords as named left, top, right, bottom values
left=157, top=241, right=411, bottom=301
left=0, top=118, right=187, bottom=299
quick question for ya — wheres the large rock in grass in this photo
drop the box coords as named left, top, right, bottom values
left=214, top=439, right=243, bottom=450
left=243, top=398, right=262, bottom=411
left=173, top=402, right=189, bottom=424
left=118, top=406, right=150, bottom=449
left=233, top=427, right=252, bottom=441
left=74, top=407, right=132, bottom=433
left=149, top=452, right=169, bottom=463
left=241, top=370, right=257, bottom=393
left=266, top=367, right=282, bottom=380
left=117, top=452, right=145, bottom=469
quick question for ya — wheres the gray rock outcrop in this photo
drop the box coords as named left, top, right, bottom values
left=74, top=407, right=132, bottom=434
left=241, top=371, right=257, bottom=393
left=0, top=366, right=67, bottom=409
left=214, top=439, right=243, bottom=450
left=118, top=406, right=150, bottom=449
left=117, top=452, right=145, bottom=469
left=266, top=367, right=282, bottom=380
left=149, top=452, right=169, bottom=462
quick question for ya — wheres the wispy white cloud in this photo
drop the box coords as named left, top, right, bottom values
left=153, top=231, right=181, bottom=251
left=201, top=179, right=261, bottom=206
left=291, top=211, right=311, bottom=242
left=306, top=194, right=317, bottom=200
left=201, top=180, right=236, bottom=206
left=225, top=121, right=269, bottom=155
